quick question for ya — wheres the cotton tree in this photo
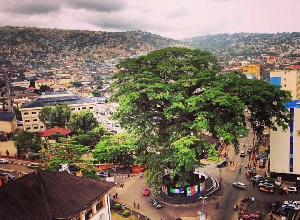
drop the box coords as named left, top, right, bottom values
left=110, top=47, right=291, bottom=191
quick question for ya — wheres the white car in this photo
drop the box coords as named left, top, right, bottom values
left=283, top=201, right=300, bottom=206
left=275, top=177, right=282, bottom=186
left=232, top=182, right=246, bottom=189
left=240, top=151, right=245, bottom=157
left=0, top=158, right=9, bottom=164
left=283, top=186, right=298, bottom=194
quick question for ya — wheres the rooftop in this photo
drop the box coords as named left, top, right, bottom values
left=0, top=169, right=114, bottom=220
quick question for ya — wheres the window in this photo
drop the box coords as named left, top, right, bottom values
left=71, top=108, right=75, bottom=111
left=78, top=108, right=80, bottom=110
left=89, top=107, right=93, bottom=109
left=40, top=126, right=44, bottom=129
left=85, top=209, right=93, bottom=220
left=34, top=126, right=38, bottom=129
left=82, top=107, right=86, bottom=109
left=96, top=201, right=104, bottom=211
left=25, top=119, right=30, bottom=123
left=32, top=112, right=37, bottom=114
left=26, top=127, right=30, bottom=130
left=33, top=119, right=38, bottom=122
left=24, top=112, right=29, bottom=115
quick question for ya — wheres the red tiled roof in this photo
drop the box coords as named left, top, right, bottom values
left=26, top=87, right=35, bottom=90
left=289, top=65, right=300, bottom=69
left=0, top=170, right=115, bottom=220
left=41, top=126, right=72, bottom=137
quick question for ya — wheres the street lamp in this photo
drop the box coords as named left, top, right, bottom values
left=199, top=196, right=207, bottom=218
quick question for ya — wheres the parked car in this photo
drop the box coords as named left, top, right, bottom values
left=259, top=185, right=274, bottom=193
left=283, top=200, right=300, bottom=206
left=242, top=214, right=262, bottom=220
left=275, top=177, right=282, bottom=186
left=26, top=163, right=40, bottom=169
left=1, top=173, right=16, bottom=181
left=217, top=160, right=228, bottom=168
left=232, top=182, right=247, bottom=189
left=282, top=204, right=300, bottom=211
left=259, top=162, right=265, bottom=168
left=283, top=186, right=298, bottom=194
left=150, top=198, right=164, bottom=209
left=240, top=151, right=246, bottom=157
left=0, top=158, right=9, bottom=164
left=96, top=171, right=110, bottom=178
left=253, top=175, right=263, bottom=183
left=142, top=186, right=150, bottom=196
left=258, top=182, right=274, bottom=188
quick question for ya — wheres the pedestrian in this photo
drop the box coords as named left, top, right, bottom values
left=115, top=192, right=118, bottom=199
left=205, top=211, right=208, bottom=218
left=137, top=203, right=140, bottom=209
left=133, top=202, right=136, bottom=208
left=121, top=182, right=124, bottom=188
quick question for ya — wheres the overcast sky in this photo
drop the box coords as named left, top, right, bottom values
left=0, top=0, right=299, bottom=40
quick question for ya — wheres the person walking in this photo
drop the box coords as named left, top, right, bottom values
left=137, top=203, right=140, bottom=209
left=133, top=202, right=136, bottom=208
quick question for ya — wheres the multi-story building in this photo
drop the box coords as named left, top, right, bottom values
left=242, top=64, right=260, bottom=79
left=20, top=91, right=96, bottom=132
left=270, top=100, right=300, bottom=181
left=270, top=69, right=300, bottom=100
left=11, top=80, right=30, bottom=88
left=35, top=78, right=57, bottom=89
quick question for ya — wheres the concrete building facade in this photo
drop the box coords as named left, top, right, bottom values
left=270, top=100, right=300, bottom=181
left=270, top=69, right=300, bottom=100
left=20, top=91, right=96, bottom=132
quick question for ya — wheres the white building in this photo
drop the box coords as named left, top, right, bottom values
left=270, top=100, right=300, bottom=181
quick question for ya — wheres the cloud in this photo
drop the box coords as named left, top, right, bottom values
left=0, top=0, right=62, bottom=15
left=64, top=0, right=128, bottom=12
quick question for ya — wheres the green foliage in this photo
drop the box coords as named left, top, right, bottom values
left=0, top=78, right=6, bottom=89
left=93, top=133, right=135, bottom=165
left=13, top=130, right=42, bottom=157
left=122, top=210, right=130, bottom=216
left=71, top=81, right=83, bottom=87
left=44, top=138, right=89, bottom=171
left=39, top=106, right=52, bottom=129
left=92, top=89, right=100, bottom=97
left=114, top=203, right=121, bottom=210
left=69, top=110, right=99, bottom=134
left=110, top=47, right=292, bottom=191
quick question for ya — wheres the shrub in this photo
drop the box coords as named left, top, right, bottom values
left=114, top=203, right=121, bottom=210
left=123, top=210, right=130, bottom=216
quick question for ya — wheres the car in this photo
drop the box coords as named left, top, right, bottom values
left=248, top=167, right=255, bottom=175
left=96, top=171, right=110, bottom=178
left=283, top=186, right=298, bottom=194
left=150, top=198, right=164, bottom=209
left=259, top=186, right=274, bottom=193
left=283, top=200, right=300, bottom=206
left=281, top=205, right=297, bottom=212
left=232, top=182, right=247, bottom=189
left=282, top=204, right=300, bottom=211
left=0, top=158, right=9, bottom=164
left=242, top=214, right=261, bottom=220
left=217, top=160, right=228, bottom=168
left=253, top=175, right=263, bottom=183
left=2, top=173, right=16, bottom=181
left=258, top=182, right=274, bottom=188
left=240, top=151, right=246, bottom=157
left=259, top=162, right=265, bottom=168
left=142, top=186, right=150, bottom=196
left=26, top=163, right=40, bottom=169
left=275, top=177, right=282, bottom=186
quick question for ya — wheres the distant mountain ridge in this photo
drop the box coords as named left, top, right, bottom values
left=184, top=32, right=300, bottom=59
left=0, top=26, right=299, bottom=70
left=0, top=26, right=184, bottom=69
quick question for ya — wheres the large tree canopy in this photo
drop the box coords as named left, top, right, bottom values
left=110, top=47, right=291, bottom=191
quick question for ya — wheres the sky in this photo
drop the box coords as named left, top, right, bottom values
left=0, top=0, right=299, bottom=40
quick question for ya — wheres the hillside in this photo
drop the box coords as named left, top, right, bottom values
left=184, top=32, right=300, bottom=60
left=0, top=26, right=184, bottom=69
